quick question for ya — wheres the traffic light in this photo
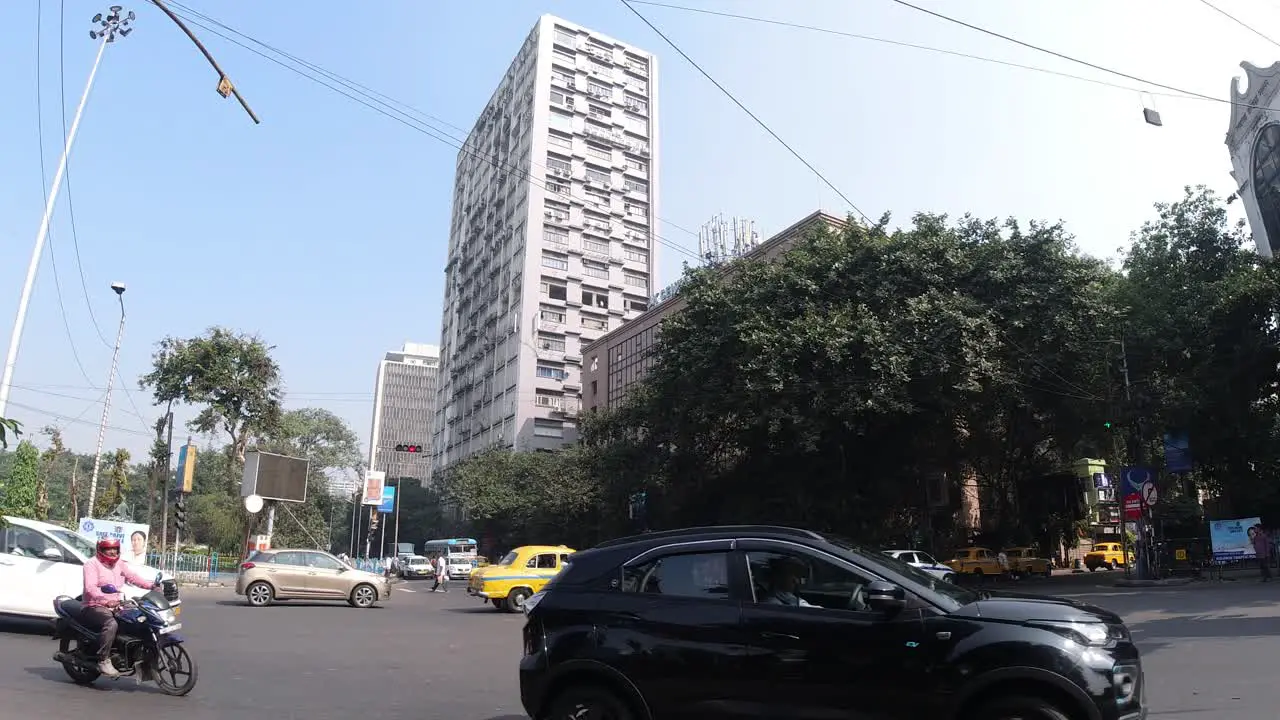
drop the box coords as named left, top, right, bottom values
left=1104, top=421, right=1113, bottom=430
left=174, top=495, right=187, bottom=533
left=394, top=443, right=423, bottom=453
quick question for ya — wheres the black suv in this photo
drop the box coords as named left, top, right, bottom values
left=519, top=525, right=1144, bottom=720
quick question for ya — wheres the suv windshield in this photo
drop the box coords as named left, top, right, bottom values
left=48, top=528, right=97, bottom=559
left=826, top=536, right=979, bottom=609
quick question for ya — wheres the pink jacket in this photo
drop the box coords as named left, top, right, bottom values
left=82, top=557, right=154, bottom=608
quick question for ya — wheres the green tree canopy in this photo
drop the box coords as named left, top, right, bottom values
left=1, top=440, right=41, bottom=518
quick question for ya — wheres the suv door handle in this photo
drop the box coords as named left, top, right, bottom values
left=761, top=631, right=800, bottom=641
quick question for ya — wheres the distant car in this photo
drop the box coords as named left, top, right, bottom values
left=1085, top=542, right=1132, bottom=572
left=1003, top=546, right=1054, bottom=578
left=236, top=549, right=392, bottom=608
left=467, top=545, right=575, bottom=612
left=945, top=547, right=1005, bottom=577
left=520, top=525, right=1146, bottom=720
left=399, top=555, right=434, bottom=579
left=882, top=549, right=957, bottom=583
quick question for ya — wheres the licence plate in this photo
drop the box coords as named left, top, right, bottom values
left=158, top=623, right=183, bottom=635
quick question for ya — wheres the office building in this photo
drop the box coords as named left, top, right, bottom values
left=434, top=15, right=660, bottom=472
left=369, top=342, right=440, bottom=484
left=582, top=210, right=847, bottom=412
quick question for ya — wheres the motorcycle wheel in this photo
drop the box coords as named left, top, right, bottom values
left=153, top=643, right=198, bottom=696
left=61, top=640, right=101, bottom=685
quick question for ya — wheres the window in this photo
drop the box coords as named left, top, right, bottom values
left=589, top=59, right=611, bottom=76
left=538, top=334, right=566, bottom=352
left=586, top=169, right=610, bottom=185
left=582, top=290, right=609, bottom=309
left=585, top=143, right=611, bottom=162
left=622, top=552, right=731, bottom=600
left=548, top=133, right=572, bottom=151
left=626, top=158, right=647, bottom=173
left=588, top=82, right=611, bottom=99
left=542, top=252, right=569, bottom=271
left=554, top=27, right=575, bottom=46
left=546, top=181, right=567, bottom=196
left=625, top=202, right=647, bottom=218
left=305, top=553, right=344, bottom=570
left=552, top=70, right=575, bottom=86
left=628, top=299, right=648, bottom=312
left=583, top=261, right=610, bottom=280
left=527, top=552, right=559, bottom=569
left=745, top=550, right=875, bottom=611
left=541, top=282, right=567, bottom=301
left=550, top=89, right=568, bottom=106
left=625, top=249, right=648, bottom=264
left=273, top=551, right=307, bottom=567
left=626, top=97, right=648, bottom=114
left=540, top=308, right=566, bottom=324
left=553, top=49, right=575, bottom=67
left=543, top=229, right=568, bottom=247
left=547, top=156, right=572, bottom=175
left=625, top=179, right=648, bottom=195
left=581, top=315, right=608, bottom=331
left=624, top=273, right=648, bottom=290
left=583, top=238, right=609, bottom=254
left=533, top=419, right=565, bottom=438
left=548, top=110, right=572, bottom=131
left=585, top=189, right=609, bottom=208
left=588, top=105, right=611, bottom=122
left=536, top=364, right=567, bottom=380
left=3, top=527, right=58, bottom=558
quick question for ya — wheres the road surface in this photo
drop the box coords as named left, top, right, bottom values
left=1, top=576, right=1278, bottom=718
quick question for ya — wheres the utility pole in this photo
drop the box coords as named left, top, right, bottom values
left=158, top=412, right=175, bottom=565
left=0, top=8, right=131, bottom=419
left=1119, top=335, right=1153, bottom=580
left=68, top=458, right=81, bottom=522
left=87, top=283, right=127, bottom=515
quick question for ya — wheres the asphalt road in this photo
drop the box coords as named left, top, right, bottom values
left=1, top=576, right=1278, bottom=719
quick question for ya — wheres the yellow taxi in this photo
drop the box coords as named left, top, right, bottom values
left=1084, top=542, right=1132, bottom=571
left=1003, top=547, right=1053, bottom=578
left=467, top=544, right=575, bottom=613
left=944, top=547, right=1004, bottom=577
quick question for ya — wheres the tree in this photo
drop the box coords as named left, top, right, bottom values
left=1, top=440, right=41, bottom=518
left=139, top=327, right=284, bottom=465
left=35, top=426, right=67, bottom=521
left=94, top=449, right=131, bottom=518
left=0, top=417, right=19, bottom=449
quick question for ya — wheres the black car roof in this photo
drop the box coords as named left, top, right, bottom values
left=593, top=525, right=827, bottom=550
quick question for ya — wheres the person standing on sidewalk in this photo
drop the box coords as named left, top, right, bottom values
left=1252, top=525, right=1273, bottom=582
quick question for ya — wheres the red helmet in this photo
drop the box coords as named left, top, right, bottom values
left=96, top=538, right=121, bottom=567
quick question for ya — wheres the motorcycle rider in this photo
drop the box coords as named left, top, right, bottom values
left=81, top=537, right=158, bottom=678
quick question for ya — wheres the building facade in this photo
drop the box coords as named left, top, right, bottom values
left=1227, top=60, right=1280, bottom=258
left=434, top=15, right=659, bottom=472
left=582, top=210, right=847, bottom=412
left=369, top=342, right=440, bottom=484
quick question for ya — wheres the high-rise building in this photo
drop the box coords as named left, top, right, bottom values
left=369, top=342, right=440, bottom=484
left=433, top=15, right=659, bottom=472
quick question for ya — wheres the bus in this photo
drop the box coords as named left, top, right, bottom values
left=422, top=538, right=479, bottom=580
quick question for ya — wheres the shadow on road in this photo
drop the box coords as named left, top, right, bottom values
left=444, top=606, right=505, bottom=615
left=1134, top=613, right=1280, bottom=653
left=0, top=617, right=54, bottom=636
left=213, top=599, right=385, bottom=609
left=23, top=665, right=169, bottom=695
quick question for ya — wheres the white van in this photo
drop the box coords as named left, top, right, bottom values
left=0, top=516, right=182, bottom=620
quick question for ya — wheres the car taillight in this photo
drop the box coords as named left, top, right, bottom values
left=240, top=562, right=255, bottom=570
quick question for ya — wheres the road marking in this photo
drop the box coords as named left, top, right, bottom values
left=398, top=587, right=417, bottom=593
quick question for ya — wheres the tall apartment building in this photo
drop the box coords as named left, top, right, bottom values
left=433, top=15, right=659, bottom=472
left=369, top=342, right=440, bottom=484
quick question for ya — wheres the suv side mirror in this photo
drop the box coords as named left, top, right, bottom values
left=865, top=580, right=907, bottom=614
left=40, top=547, right=65, bottom=561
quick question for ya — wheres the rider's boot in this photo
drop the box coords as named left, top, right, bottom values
left=97, top=658, right=120, bottom=677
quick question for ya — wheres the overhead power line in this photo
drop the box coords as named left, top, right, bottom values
left=1197, top=0, right=1280, bottom=51
left=620, top=0, right=872, bottom=224
left=164, top=2, right=710, bottom=266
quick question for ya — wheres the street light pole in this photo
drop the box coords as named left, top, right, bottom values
left=0, top=7, right=133, bottom=418
left=87, top=283, right=126, bottom=515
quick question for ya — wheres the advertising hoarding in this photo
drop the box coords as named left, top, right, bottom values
left=78, top=517, right=151, bottom=566
left=1209, top=517, right=1264, bottom=562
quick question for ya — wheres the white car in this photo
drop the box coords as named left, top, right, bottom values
left=883, top=549, right=957, bottom=583
left=0, top=516, right=182, bottom=620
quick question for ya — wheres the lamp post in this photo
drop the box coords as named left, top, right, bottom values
left=87, top=282, right=127, bottom=515
left=0, top=7, right=133, bottom=418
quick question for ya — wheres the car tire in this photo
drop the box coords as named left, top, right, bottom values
left=971, top=694, right=1072, bottom=720
left=245, top=581, right=274, bottom=607
left=349, top=583, right=378, bottom=608
left=1107, top=561, right=1117, bottom=571
left=545, top=684, right=634, bottom=720
left=505, top=587, right=531, bottom=613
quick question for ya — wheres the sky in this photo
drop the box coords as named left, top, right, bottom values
left=0, top=0, right=1273, bottom=464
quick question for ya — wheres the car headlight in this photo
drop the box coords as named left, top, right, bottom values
left=1027, top=620, right=1125, bottom=648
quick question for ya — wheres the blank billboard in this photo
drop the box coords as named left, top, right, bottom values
left=241, top=451, right=310, bottom=503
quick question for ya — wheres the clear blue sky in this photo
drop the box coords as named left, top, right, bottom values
left=0, top=0, right=1270, bottom=462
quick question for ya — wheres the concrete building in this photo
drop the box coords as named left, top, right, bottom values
left=582, top=210, right=847, bottom=412
left=1227, top=61, right=1280, bottom=258
left=433, top=15, right=660, bottom=472
left=369, top=342, right=440, bottom=484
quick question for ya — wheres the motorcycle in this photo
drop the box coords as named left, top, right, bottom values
left=50, top=574, right=198, bottom=696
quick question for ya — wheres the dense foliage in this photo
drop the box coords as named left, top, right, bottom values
left=439, top=187, right=1280, bottom=554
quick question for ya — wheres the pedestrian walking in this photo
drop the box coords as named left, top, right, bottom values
left=431, top=553, right=449, bottom=593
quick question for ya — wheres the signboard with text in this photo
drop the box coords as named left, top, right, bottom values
left=1122, top=493, right=1143, bottom=520
left=78, top=518, right=151, bottom=566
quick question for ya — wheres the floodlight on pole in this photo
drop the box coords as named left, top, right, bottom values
left=0, top=8, right=131, bottom=419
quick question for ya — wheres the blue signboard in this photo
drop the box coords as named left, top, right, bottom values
left=1164, top=433, right=1192, bottom=473
left=1120, top=467, right=1156, bottom=496
left=377, top=486, right=396, bottom=514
